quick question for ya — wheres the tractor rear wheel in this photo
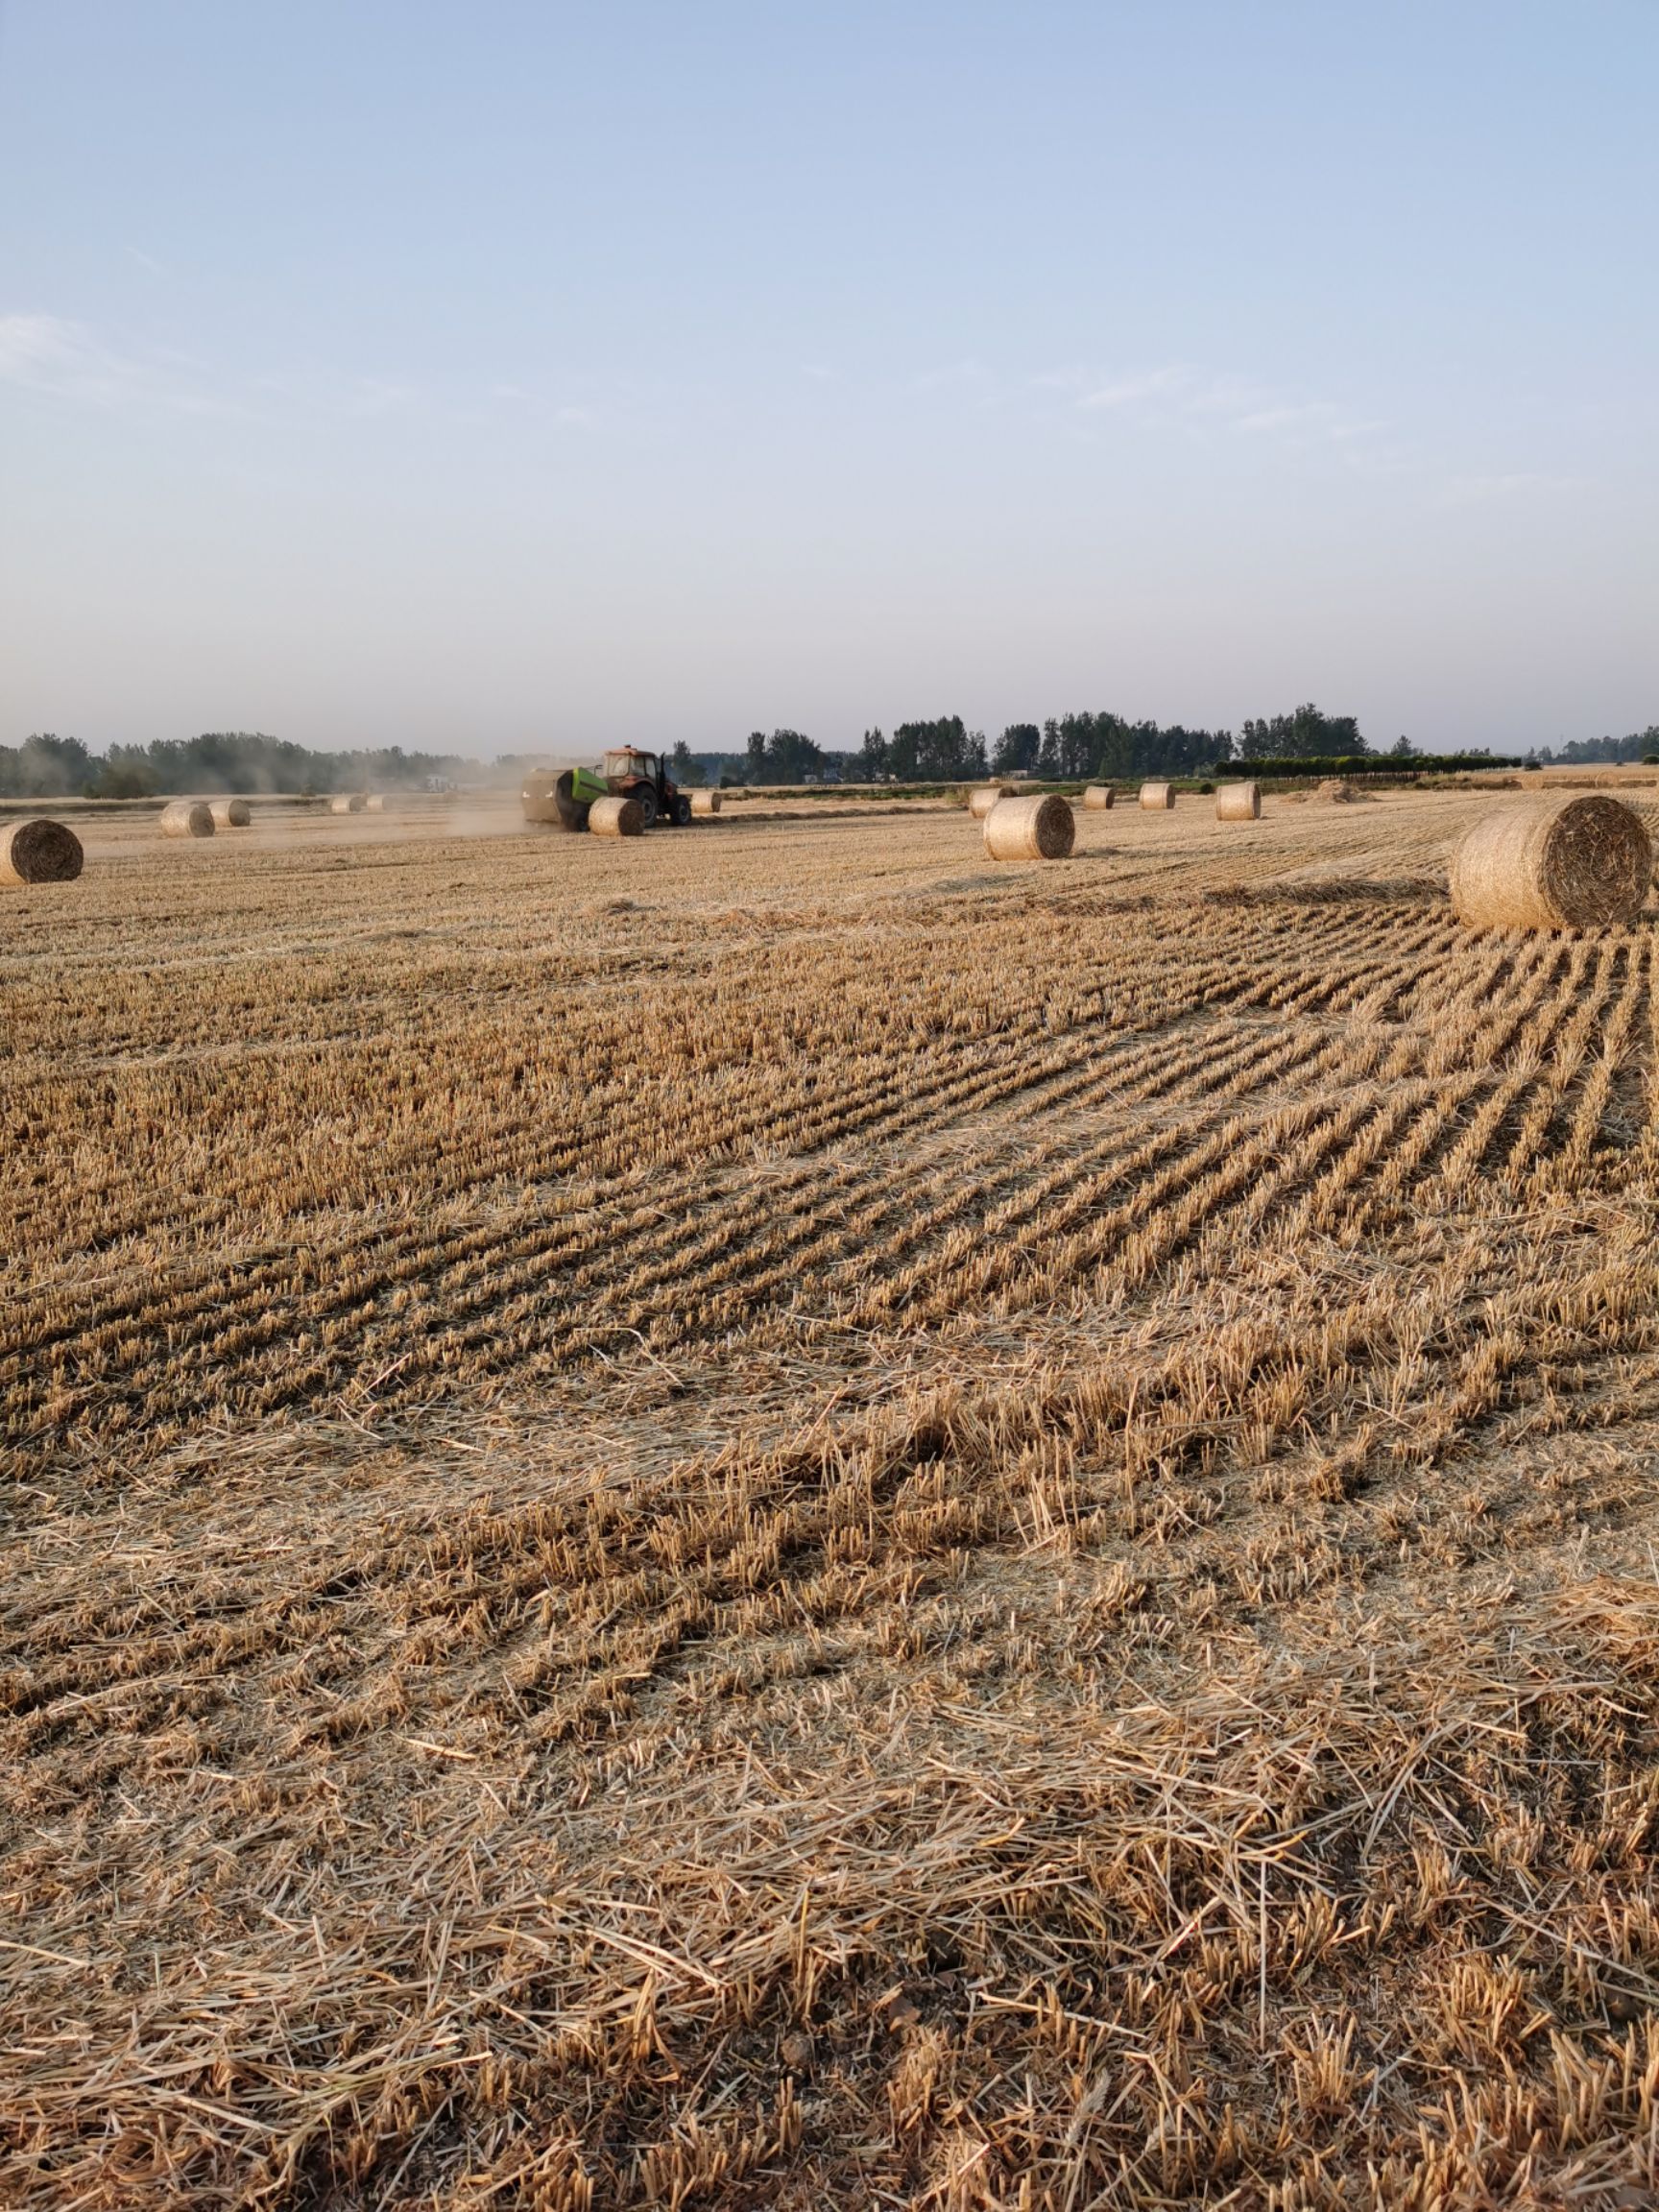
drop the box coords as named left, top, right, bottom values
left=636, top=785, right=660, bottom=828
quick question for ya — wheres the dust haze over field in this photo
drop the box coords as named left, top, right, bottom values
left=4, top=784, right=1659, bottom=2207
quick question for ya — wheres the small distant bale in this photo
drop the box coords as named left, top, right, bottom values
left=208, top=798, right=251, bottom=829
left=328, top=794, right=367, bottom=816
left=588, top=794, right=645, bottom=838
left=364, top=794, right=386, bottom=812
left=1, top=818, right=84, bottom=886
left=1082, top=785, right=1114, bottom=811
left=1451, top=795, right=1652, bottom=931
left=690, top=789, right=722, bottom=816
left=1216, top=781, right=1262, bottom=821
left=983, top=793, right=1074, bottom=861
left=1140, top=781, right=1175, bottom=810
left=967, top=784, right=1012, bottom=818
left=160, top=800, right=214, bottom=838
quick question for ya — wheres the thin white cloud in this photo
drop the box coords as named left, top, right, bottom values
left=1077, top=365, right=1198, bottom=411
left=126, top=246, right=167, bottom=276
left=0, top=312, right=90, bottom=386
left=349, top=376, right=421, bottom=417
left=1439, top=470, right=1587, bottom=506
left=1048, top=358, right=1399, bottom=466
left=909, top=357, right=994, bottom=395
left=0, top=310, right=246, bottom=416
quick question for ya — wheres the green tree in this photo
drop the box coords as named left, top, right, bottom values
left=669, top=738, right=706, bottom=787
left=0, top=733, right=95, bottom=797
left=1238, top=704, right=1366, bottom=760
left=992, top=723, right=1040, bottom=775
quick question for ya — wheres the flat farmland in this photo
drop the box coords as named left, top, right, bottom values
left=5, top=786, right=1659, bottom=2209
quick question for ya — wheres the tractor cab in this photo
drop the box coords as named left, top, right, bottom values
left=603, top=747, right=691, bottom=829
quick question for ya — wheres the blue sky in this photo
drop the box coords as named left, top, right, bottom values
left=2, top=0, right=1655, bottom=757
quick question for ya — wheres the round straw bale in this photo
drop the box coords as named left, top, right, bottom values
left=208, top=797, right=251, bottom=829
left=159, top=800, right=214, bottom=838
left=364, top=793, right=386, bottom=812
left=1139, top=781, right=1175, bottom=810
left=1215, top=781, right=1261, bottom=821
left=690, top=789, right=722, bottom=816
left=1, top=817, right=84, bottom=885
left=1082, top=784, right=1114, bottom=810
left=588, top=794, right=645, bottom=838
left=967, top=784, right=1012, bottom=818
left=1450, top=796, right=1651, bottom=931
left=983, top=793, right=1074, bottom=861
left=328, top=793, right=367, bottom=815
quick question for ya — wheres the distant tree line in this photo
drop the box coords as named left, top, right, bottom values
left=723, top=702, right=1375, bottom=785
left=1527, top=728, right=1659, bottom=766
left=857, top=718, right=989, bottom=781
left=0, top=732, right=493, bottom=799
left=991, top=713, right=1230, bottom=780
left=14, top=709, right=1653, bottom=805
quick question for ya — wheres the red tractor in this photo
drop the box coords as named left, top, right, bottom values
left=601, top=748, right=691, bottom=828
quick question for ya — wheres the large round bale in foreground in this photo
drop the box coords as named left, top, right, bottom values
left=1451, top=796, right=1651, bottom=931
left=1, top=817, right=84, bottom=885
left=159, top=800, right=214, bottom=838
left=328, top=794, right=367, bottom=816
left=983, top=793, right=1074, bottom=861
left=690, top=789, right=722, bottom=816
left=967, top=784, right=1012, bottom=818
left=1216, top=781, right=1262, bottom=821
left=208, top=797, right=251, bottom=829
left=588, top=793, right=645, bottom=838
left=1083, top=784, right=1115, bottom=811
left=1140, top=781, right=1175, bottom=810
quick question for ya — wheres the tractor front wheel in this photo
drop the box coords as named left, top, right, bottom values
left=671, top=793, right=692, bottom=826
left=636, top=786, right=660, bottom=829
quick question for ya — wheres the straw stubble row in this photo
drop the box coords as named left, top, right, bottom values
left=3, top=798, right=1659, bottom=2205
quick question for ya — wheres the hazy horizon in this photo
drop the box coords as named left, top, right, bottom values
left=4, top=2, right=1656, bottom=758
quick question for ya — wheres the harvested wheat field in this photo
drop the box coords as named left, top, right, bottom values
left=6, top=783, right=1659, bottom=2209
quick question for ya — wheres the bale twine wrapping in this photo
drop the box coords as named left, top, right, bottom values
left=983, top=794, right=1074, bottom=861
left=1083, top=785, right=1114, bottom=811
left=159, top=801, right=214, bottom=839
left=1450, top=796, right=1652, bottom=931
left=1, top=818, right=84, bottom=886
left=690, top=789, right=722, bottom=816
left=1215, top=781, right=1261, bottom=822
left=1140, top=781, right=1175, bottom=810
left=967, top=784, right=1012, bottom=819
left=208, top=798, right=251, bottom=829
left=328, top=794, right=367, bottom=815
left=588, top=794, right=645, bottom=839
